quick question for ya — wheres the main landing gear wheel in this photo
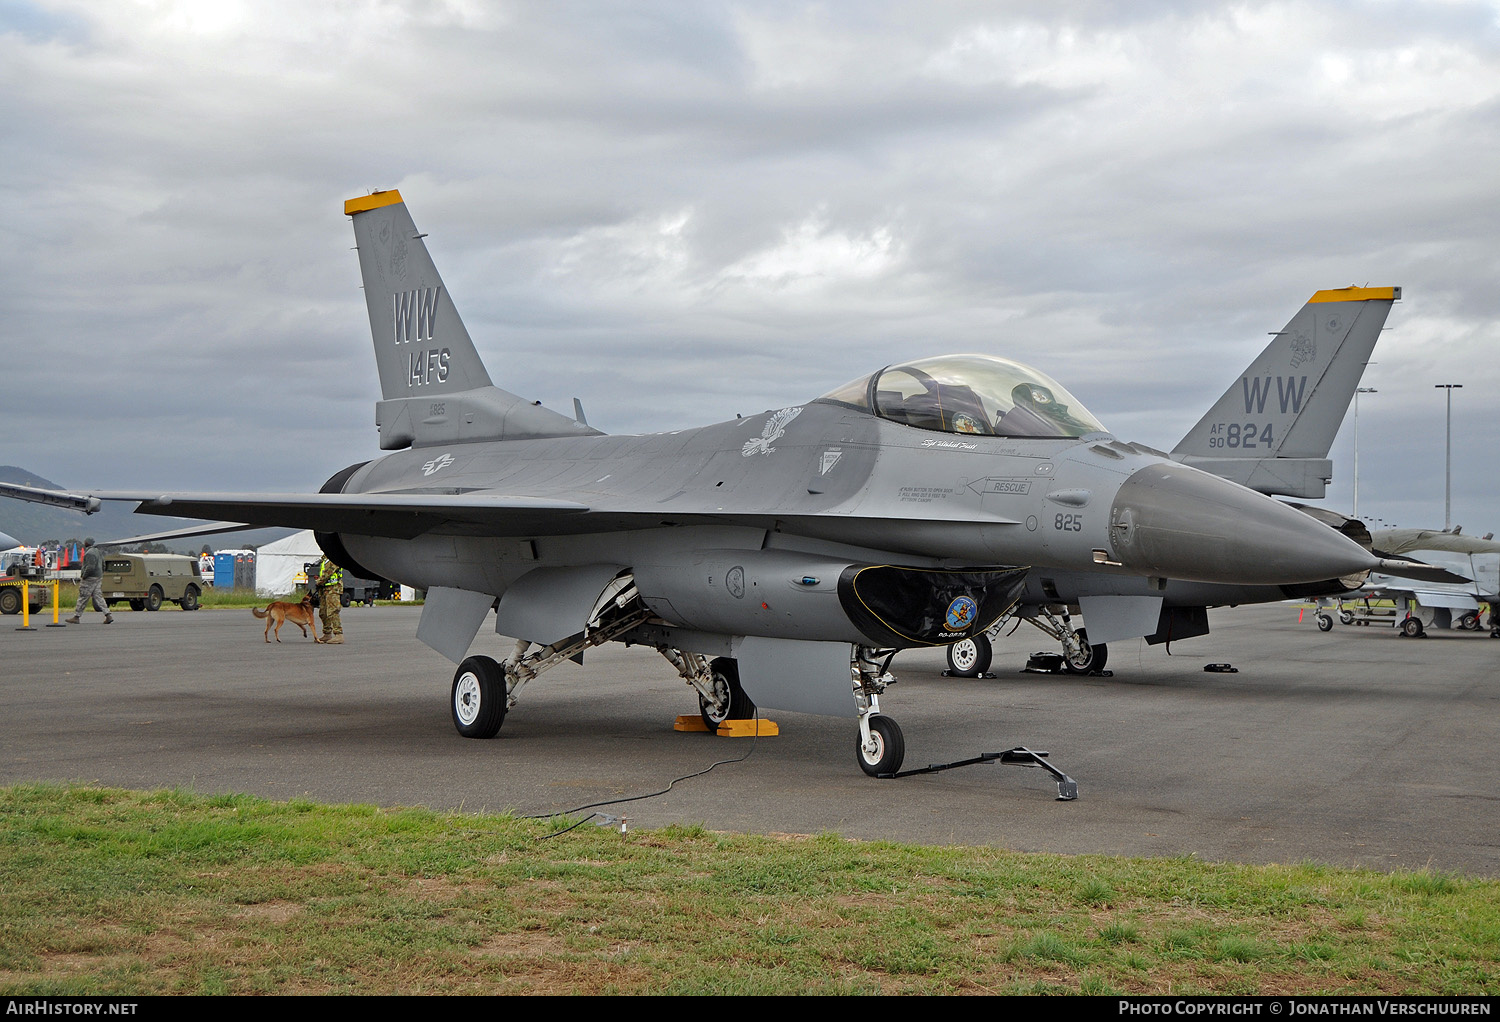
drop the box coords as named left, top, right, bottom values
left=451, top=656, right=506, bottom=739
left=1316, top=613, right=1334, bottom=632
left=1400, top=617, right=1425, bottom=638
left=698, top=657, right=756, bottom=731
left=856, top=715, right=905, bottom=777
left=1062, top=629, right=1108, bottom=673
left=1458, top=611, right=1480, bottom=631
left=945, top=634, right=992, bottom=677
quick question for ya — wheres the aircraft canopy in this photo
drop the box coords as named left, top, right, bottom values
left=820, top=354, right=1107, bottom=439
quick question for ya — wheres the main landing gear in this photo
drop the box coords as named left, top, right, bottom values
left=442, top=574, right=767, bottom=747
left=437, top=575, right=1062, bottom=784
left=944, top=606, right=1108, bottom=677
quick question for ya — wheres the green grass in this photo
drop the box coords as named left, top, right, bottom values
left=2, top=785, right=1498, bottom=995
left=196, top=586, right=275, bottom=608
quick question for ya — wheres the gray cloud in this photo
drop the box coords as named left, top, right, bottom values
left=1, top=0, right=1496, bottom=533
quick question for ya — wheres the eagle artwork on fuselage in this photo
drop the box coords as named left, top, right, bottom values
left=0, top=191, right=1422, bottom=780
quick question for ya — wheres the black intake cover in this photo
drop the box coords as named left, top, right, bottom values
left=838, top=564, right=1029, bottom=648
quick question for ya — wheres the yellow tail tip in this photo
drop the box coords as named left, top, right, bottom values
left=344, top=190, right=404, bottom=216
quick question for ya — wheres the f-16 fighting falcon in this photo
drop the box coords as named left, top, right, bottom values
left=942, top=282, right=1409, bottom=677
left=0, top=191, right=1431, bottom=777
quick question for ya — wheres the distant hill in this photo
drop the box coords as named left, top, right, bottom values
left=1, top=465, right=292, bottom=553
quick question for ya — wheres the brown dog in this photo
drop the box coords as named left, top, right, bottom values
left=251, top=595, right=320, bottom=643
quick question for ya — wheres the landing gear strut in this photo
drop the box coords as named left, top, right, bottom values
left=947, top=607, right=1109, bottom=677
left=853, top=646, right=905, bottom=775
left=695, top=657, right=756, bottom=731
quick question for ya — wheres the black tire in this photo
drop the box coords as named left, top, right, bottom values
left=1400, top=616, right=1424, bottom=638
left=1062, top=629, right=1108, bottom=673
left=0, top=588, right=20, bottom=616
left=451, top=656, right=506, bottom=739
left=180, top=585, right=200, bottom=612
left=130, top=600, right=146, bottom=612
left=1316, top=613, right=1334, bottom=632
left=1458, top=611, right=1479, bottom=631
left=699, top=657, right=756, bottom=731
left=1339, top=610, right=1355, bottom=625
left=856, top=716, right=905, bottom=776
left=340, top=592, right=351, bottom=608
left=945, top=634, right=992, bottom=677
left=145, top=586, right=163, bottom=612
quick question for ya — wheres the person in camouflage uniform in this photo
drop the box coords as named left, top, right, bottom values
left=315, top=556, right=344, bottom=644
left=67, top=538, right=113, bottom=625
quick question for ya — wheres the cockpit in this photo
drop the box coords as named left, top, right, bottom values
left=818, top=354, right=1107, bottom=439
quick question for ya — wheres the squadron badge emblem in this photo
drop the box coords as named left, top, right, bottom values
left=945, top=595, right=978, bottom=631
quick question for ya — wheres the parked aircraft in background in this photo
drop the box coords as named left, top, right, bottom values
left=944, top=285, right=1403, bottom=677
left=1315, top=528, right=1499, bottom=638
left=0, top=193, right=1431, bottom=776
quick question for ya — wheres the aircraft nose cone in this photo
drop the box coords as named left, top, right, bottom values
left=1109, top=463, right=1376, bottom=585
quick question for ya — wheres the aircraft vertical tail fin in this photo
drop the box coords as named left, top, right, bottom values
left=345, top=191, right=599, bottom=449
left=1170, top=286, right=1399, bottom=498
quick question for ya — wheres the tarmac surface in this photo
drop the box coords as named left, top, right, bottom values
left=3, top=600, right=1496, bottom=874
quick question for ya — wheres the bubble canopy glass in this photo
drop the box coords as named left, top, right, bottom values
left=819, top=354, right=1107, bottom=439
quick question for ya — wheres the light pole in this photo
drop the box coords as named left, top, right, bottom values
left=1353, top=386, right=1376, bottom=520
left=1435, top=384, right=1462, bottom=529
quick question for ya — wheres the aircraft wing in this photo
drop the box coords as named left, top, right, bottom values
left=0, top=480, right=1016, bottom=546
left=1402, top=589, right=1482, bottom=610
left=1, top=481, right=590, bottom=541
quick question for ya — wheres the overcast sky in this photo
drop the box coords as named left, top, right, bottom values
left=3, top=0, right=1496, bottom=534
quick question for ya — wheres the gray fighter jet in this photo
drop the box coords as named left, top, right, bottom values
left=0, top=191, right=1428, bottom=776
left=944, top=284, right=1404, bottom=677
left=1316, top=528, right=1499, bottom=638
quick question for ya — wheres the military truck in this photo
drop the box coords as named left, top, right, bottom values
left=0, top=548, right=51, bottom=616
left=100, top=553, right=205, bottom=611
left=0, top=567, right=49, bottom=616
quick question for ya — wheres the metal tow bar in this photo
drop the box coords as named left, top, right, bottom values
left=883, top=746, right=1079, bottom=801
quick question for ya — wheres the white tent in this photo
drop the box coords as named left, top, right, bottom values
left=254, top=530, right=323, bottom=596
